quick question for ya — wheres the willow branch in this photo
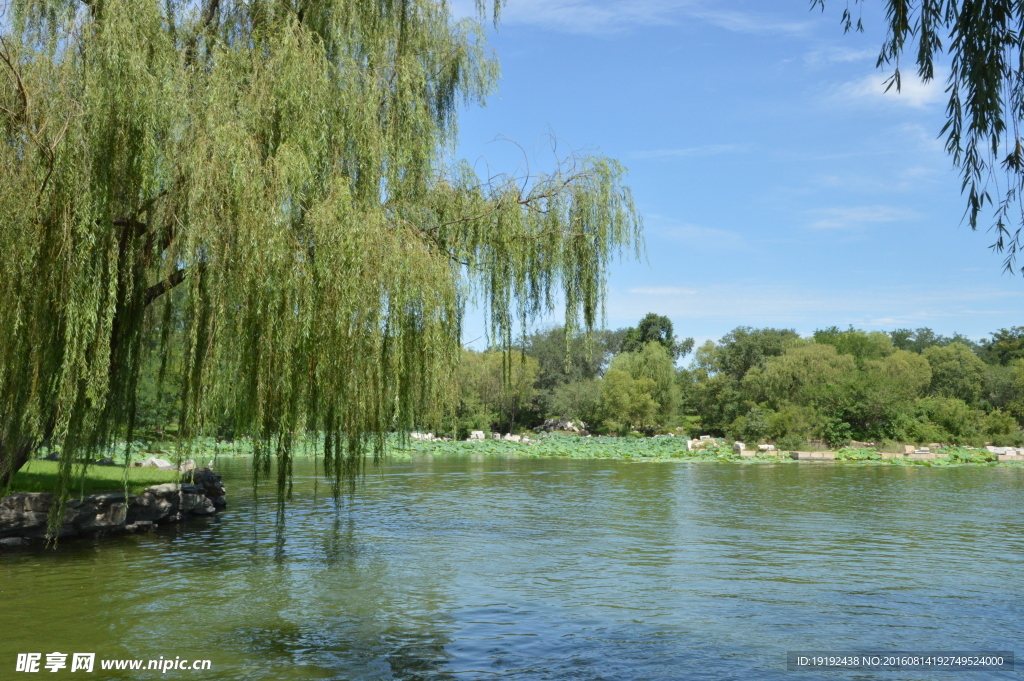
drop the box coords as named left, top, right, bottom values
left=144, top=267, right=190, bottom=307
left=0, top=35, right=28, bottom=116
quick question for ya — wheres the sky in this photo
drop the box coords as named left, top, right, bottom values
left=450, top=0, right=1024, bottom=350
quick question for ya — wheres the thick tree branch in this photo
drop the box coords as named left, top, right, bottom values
left=144, top=267, right=189, bottom=307
left=113, top=216, right=148, bottom=237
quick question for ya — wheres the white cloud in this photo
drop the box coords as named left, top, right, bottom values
left=631, top=143, right=748, bottom=159
left=451, top=0, right=685, bottom=32
left=606, top=283, right=1024, bottom=330
left=685, top=7, right=810, bottom=34
left=803, top=46, right=877, bottom=68
left=837, top=71, right=944, bottom=108
left=629, top=287, right=697, bottom=295
left=808, top=205, right=918, bottom=230
left=648, top=219, right=747, bottom=250
left=894, top=123, right=946, bottom=154
left=452, top=0, right=810, bottom=36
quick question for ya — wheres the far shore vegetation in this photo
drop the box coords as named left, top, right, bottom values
left=435, top=317, right=1024, bottom=451
left=52, top=315, right=1024, bottom=475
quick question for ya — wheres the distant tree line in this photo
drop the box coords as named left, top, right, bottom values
left=684, top=325, right=1024, bottom=449
left=133, top=314, right=1024, bottom=448
left=445, top=320, right=1024, bottom=448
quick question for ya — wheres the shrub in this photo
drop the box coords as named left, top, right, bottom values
left=984, top=409, right=1018, bottom=441
left=820, top=418, right=853, bottom=448
left=776, top=433, right=807, bottom=451
left=728, top=404, right=772, bottom=442
left=913, top=397, right=984, bottom=442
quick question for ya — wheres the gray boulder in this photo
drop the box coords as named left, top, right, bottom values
left=1, top=467, right=227, bottom=542
left=181, top=493, right=216, bottom=516
left=125, top=489, right=177, bottom=524
left=535, top=418, right=586, bottom=433
left=0, top=493, right=52, bottom=538
left=182, top=468, right=227, bottom=498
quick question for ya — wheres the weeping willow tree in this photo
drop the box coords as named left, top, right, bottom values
left=0, top=0, right=642, bottom=510
left=816, top=0, right=1024, bottom=273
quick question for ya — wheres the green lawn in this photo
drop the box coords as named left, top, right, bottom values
left=6, top=460, right=180, bottom=496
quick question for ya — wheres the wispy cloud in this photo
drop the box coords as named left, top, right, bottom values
left=607, top=283, right=1024, bottom=332
left=836, top=71, right=944, bottom=108
left=811, top=165, right=940, bottom=193
left=685, top=7, right=811, bottom=35
left=451, top=0, right=687, bottom=33
left=631, top=143, right=748, bottom=159
left=808, top=205, right=918, bottom=230
left=647, top=217, right=748, bottom=251
left=452, top=0, right=811, bottom=36
left=894, top=123, right=946, bottom=154
left=629, top=287, right=697, bottom=295
left=865, top=305, right=1018, bottom=327
left=803, top=46, right=877, bottom=68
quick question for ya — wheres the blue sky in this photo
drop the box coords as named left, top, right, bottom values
left=451, top=0, right=1024, bottom=349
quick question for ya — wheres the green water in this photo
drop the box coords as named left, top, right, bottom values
left=1, top=457, right=1022, bottom=680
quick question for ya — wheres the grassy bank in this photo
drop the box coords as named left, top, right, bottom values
left=5, top=461, right=180, bottom=496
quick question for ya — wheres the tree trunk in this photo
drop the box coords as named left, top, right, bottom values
left=0, top=439, right=35, bottom=492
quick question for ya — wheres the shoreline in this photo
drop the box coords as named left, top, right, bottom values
left=0, top=467, right=226, bottom=548
left=389, top=435, right=1024, bottom=467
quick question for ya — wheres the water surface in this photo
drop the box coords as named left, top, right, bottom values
left=2, top=457, right=1021, bottom=679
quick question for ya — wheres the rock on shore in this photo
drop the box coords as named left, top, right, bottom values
left=0, top=467, right=226, bottom=546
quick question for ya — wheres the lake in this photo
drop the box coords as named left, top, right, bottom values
left=1, top=456, right=1021, bottom=679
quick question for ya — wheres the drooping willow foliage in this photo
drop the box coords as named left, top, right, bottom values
left=815, top=0, right=1024, bottom=272
left=0, top=0, right=642, bottom=514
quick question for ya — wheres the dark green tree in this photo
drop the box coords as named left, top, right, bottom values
left=711, top=327, right=803, bottom=381
left=685, top=327, right=802, bottom=435
left=980, top=327, right=1024, bottom=365
left=923, top=342, right=987, bottom=404
left=890, top=327, right=980, bottom=354
left=519, top=326, right=624, bottom=392
left=620, top=313, right=694, bottom=359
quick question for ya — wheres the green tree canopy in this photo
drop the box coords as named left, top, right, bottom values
left=980, top=327, right=1024, bottom=365
left=706, top=327, right=803, bottom=381
left=608, top=341, right=680, bottom=424
left=547, top=378, right=602, bottom=427
left=683, top=328, right=803, bottom=435
left=849, top=349, right=933, bottom=436
left=743, top=343, right=859, bottom=414
left=455, top=349, right=538, bottom=434
left=813, top=326, right=894, bottom=366
left=0, top=0, right=642, bottom=512
left=890, top=327, right=979, bottom=354
left=923, top=342, right=987, bottom=404
left=519, top=325, right=623, bottom=392
left=599, top=369, right=658, bottom=435
left=619, top=312, right=693, bottom=359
